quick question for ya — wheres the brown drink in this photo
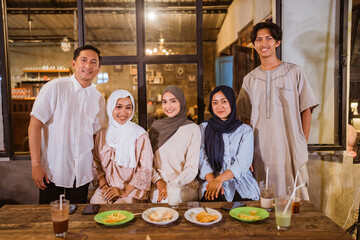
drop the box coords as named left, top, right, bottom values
left=53, top=219, right=69, bottom=235
left=292, top=199, right=300, bottom=214
left=50, top=199, right=69, bottom=237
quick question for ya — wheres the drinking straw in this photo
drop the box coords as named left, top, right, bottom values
left=60, top=194, right=65, bottom=210
left=293, top=170, right=300, bottom=200
left=283, top=183, right=305, bottom=215
left=265, top=167, right=269, bottom=189
left=157, top=169, right=169, bottom=185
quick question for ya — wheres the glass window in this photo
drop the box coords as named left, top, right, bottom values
left=94, top=65, right=139, bottom=124
left=7, top=10, right=75, bottom=154
left=145, top=0, right=196, bottom=55
left=146, top=64, right=197, bottom=128
left=85, top=0, right=136, bottom=56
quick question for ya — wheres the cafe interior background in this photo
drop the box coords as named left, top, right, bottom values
left=0, top=0, right=359, bottom=231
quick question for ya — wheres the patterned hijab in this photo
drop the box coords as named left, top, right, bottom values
left=148, top=85, right=192, bottom=152
left=205, top=85, right=242, bottom=172
left=105, top=90, right=145, bottom=168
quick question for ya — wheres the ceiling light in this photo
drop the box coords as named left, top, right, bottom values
left=61, top=37, right=71, bottom=52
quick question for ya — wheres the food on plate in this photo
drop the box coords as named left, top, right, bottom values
left=249, top=210, right=258, bottom=216
left=103, top=211, right=127, bottom=223
left=148, top=208, right=173, bottom=222
left=238, top=213, right=261, bottom=220
left=196, top=211, right=218, bottom=223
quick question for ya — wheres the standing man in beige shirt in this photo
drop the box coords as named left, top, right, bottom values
left=237, top=22, right=318, bottom=199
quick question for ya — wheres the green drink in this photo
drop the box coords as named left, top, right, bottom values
left=275, top=212, right=291, bottom=229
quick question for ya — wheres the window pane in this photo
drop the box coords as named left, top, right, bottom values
left=94, top=65, right=139, bottom=124
left=282, top=0, right=337, bottom=145
left=85, top=0, right=136, bottom=56
left=145, top=0, right=196, bottom=55
left=7, top=10, right=75, bottom=154
left=146, top=64, right=197, bottom=128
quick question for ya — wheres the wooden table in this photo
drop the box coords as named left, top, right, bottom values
left=0, top=201, right=352, bottom=240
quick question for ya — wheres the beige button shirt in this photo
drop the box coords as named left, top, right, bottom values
left=30, top=75, right=107, bottom=188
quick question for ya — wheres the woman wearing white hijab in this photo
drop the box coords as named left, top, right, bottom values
left=90, top=90, right=153, bottom=204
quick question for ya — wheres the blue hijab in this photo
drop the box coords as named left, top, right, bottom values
left=205, top=85, right=243, bottom=172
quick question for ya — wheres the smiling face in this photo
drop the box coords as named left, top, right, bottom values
left=112, top=97, right=133, bottom=125
left=162, top=92, right=180, bottom=118
left=253, top=28, right=281, bottom=59
left=72, top=49, right=101, bottom=87
left=211, top=91, right=231, bottom=121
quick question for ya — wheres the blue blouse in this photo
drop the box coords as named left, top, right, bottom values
left=198, top=122, right=260, bottom=201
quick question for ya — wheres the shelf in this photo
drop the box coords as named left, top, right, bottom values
left=21, top=80, right=50, bottom=84
left=23, top=69, right=70, bottom=73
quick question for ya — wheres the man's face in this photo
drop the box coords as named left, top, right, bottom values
left=253, top=28, right=281, bottom=59
left=72, top=49, right=101, bottom=86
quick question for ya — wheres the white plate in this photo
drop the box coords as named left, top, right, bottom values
left=184, top=207, right=222, bottom=225
left=142, top=207, right=179, bottom=225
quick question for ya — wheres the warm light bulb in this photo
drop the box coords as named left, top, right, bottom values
left=153, top=48, right=158, bottom=53
left=162, top=49, right=166, bottom=53
left=148, top=11, right=156, bottom=20
left=160, top=38, right=164, bottom=43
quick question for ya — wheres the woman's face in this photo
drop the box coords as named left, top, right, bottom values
left=211, top=91, right=231, bottom=121
left=162, top=92, right=180, bottom=118
left=112, top=97, right=133, bottom=125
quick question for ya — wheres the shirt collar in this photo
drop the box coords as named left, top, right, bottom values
left=70, top=74, right=93, bottom=95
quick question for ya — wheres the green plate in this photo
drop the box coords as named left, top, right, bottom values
left=94, top=210, right=134, bottom=226
left=229, top=207, right=269, bottom=222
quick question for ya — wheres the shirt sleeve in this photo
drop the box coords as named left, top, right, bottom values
left=30, top=82, right=56, bottom=124
left=228, top=126, right=254, bottom=181
left=296, top=67, right=319, bottom=113
left=176, top=125, right=201, bottom=185
left=198, top=123, right=213, bottom=180
left=129, top=133, right=153, bottom=191
left=236, top=74, right=252, bottom=120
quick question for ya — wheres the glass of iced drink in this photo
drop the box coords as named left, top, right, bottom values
left=167, top=179, right=181, bottom=208
left=288, top=187, right=301, bottom=214
left=50, top=199, right=69, bottom=237
left=259, top=181, right=275, bottom=211
left=275, top=195, right=292, bottom=230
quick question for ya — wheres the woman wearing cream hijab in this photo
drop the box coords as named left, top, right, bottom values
left=90, top=90, right=153, bottom=203
left=148, top=85, right=201, bottom=203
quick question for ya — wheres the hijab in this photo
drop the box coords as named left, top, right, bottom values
left=105, top=90, right=146, bottom=168
left=148, top=85, right=192, bottom=152
left=205, top=85, right=243, bottom=172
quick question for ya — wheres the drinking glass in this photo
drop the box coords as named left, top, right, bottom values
left=50, top=199, right=69, bottom=237
left=167, top=179, right=181, bottom=208
left=288, top=186, right=301, bottom=214
left=275, top=195, right=292, bottom=230
left=259, top=181, right=275, bottom=211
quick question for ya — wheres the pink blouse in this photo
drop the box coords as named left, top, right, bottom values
left=90, top=129, right=153, bottom=204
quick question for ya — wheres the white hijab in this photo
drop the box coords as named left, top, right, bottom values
left=105, top=90, right=145, bottom=168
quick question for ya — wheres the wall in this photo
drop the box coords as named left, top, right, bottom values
left=216, top=0, right=272, bottom=54
left=308, top=153, right=360, bottom=228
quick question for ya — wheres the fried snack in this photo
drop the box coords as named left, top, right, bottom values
left=249, top=210, right=258, bottom=216
left=103, top=211, right=127, bottom=223
left=238, top=213, right=262, bottom=220
left=149, top=208, right=173, bottom=222
left=196, top=211, right=218, bottom=223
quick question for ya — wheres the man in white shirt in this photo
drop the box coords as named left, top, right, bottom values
left=28, top=45, right=107, bottom=204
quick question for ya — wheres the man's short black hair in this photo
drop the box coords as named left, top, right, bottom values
left=251, top=22, right=282, bottom=44
left=73, top=45, right=102, bottom=64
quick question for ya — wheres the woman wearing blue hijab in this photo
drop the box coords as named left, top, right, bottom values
left=198, top=85, right=260, bottom=202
